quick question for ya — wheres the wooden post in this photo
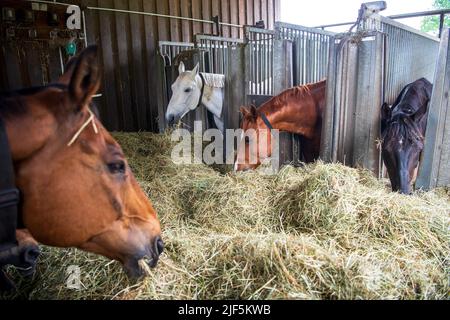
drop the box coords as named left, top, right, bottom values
left=155, top=53, right=167, bottom=133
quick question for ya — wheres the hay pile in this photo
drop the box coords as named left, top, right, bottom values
left=2, top=132, right=449, bottom=300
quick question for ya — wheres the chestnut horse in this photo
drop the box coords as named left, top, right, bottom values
left=0, top=46, right=163, bottom=288
left=235, top=80, right=326, bottom=171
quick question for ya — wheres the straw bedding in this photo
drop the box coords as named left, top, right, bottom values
left=2, top=132, right=449, bottom=300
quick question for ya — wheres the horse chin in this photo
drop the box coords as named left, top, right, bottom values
left=123, top=255, right=159, bottom=279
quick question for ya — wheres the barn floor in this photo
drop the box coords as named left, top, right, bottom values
left=2, top=132, right=449, bottom=300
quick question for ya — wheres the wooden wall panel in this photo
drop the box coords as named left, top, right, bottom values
left=246, top=0, right=254, bottom=26
left=211, top=0, right=221, bottom=36
left=201, top=0, right=212, bottom=34
left=192, top=0, right=202, bottom=36
left=180, top=0, right=192, bottom=42
left=221, top=0, right=230, bottom=38
left=156, top=0, right=170, bottom=41
left=97, top=0, right=120, bottom=130
left=169, top=0, right=181, bottom=42
left=143, top=0, right=159, bottom=132
left=230, top=0, right=239, bottom=39
left=253, top=0, right=260, bottom=23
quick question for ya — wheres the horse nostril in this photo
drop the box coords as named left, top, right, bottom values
left=167, top=114, right=174, bottom=126
left=154, top=236, right=164, bottom=256
left=24, top=247, right=40, bottom=263
left=21, top=246, right=41, bottom=266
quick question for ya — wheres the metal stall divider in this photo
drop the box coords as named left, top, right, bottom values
left=320, top=31, right=385, bottom=175
left=417, top=28, right=450, bottom=190
left=276, top=22, right=334, bottom=86
left=276, top=23, right=335, bottom=167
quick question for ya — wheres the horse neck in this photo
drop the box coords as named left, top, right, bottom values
left=259, top=84, right=324, bottom=138
left=201, top=84, right=223, bottom=119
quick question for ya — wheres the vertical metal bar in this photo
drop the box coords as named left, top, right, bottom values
left=439, top=13, right=445, bottom=38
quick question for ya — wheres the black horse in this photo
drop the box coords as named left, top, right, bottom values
left=381, top=78, right=432, bottom=194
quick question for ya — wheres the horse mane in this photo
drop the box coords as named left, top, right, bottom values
left=266, top=80, right=326, bottom=109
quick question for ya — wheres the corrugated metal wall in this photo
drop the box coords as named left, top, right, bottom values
left=0, top=0, right=281, bottom=132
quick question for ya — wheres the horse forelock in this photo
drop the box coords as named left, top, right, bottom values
left=383, top=116, right=424, bottom=149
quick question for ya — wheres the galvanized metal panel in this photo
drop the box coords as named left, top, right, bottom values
left=363, top=14, right=440, bottom=105
left=323, top=15, right=442, bottom=179
left=352, top=33, right=385, bottom=174
left=417, top=28, right=450, bottom=189
left=224, top=44, right=246, bottom=130
left=276, top=22, right=334, bottom=86
left=245, top=27, right=275, bottom=96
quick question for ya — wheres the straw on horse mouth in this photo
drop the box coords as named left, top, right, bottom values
left=137, top=257, right=154, bottom=276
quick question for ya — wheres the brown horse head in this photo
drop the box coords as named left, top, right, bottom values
left=235, top=81, right=326, bottom=171
left=0, top=46, right=163, bottom=278
left=234, top=105, right=273, bottom=172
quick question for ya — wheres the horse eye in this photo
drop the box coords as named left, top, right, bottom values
left=108, top=161, right=126, bottom=174
left=184, top=88, right=192, bottom=93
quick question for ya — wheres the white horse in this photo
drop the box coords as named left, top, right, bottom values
left=165, top=62, right=225, bottom=132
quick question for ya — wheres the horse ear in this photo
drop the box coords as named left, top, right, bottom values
left=250, top=105, right=258, bottom=120
left=178, top=61, right=185, bottom=74
left=191, top=63, right=199, bottom=78
left=413, top=103, right=428, bottom=123
left=240, top=106, right=250, bottom=117
left=58, top=56, right=78, bottom=85
left=380, top=103, right=391, bottom=134
left=69, top=45, right=101, bottom=111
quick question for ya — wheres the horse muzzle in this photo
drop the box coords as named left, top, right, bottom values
left=166, top=113, right=181, bottom=127
left=124, top=236, right=164, bottom=279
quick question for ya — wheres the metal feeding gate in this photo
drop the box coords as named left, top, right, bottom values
left=245, top=27, right=275, bottom=97
left=195, top=34, right=245, bottom=75
left=321, top=12, right=441, bottom=179
left=277, top=22, right=334, bottom=86
left=273, top=23, right=335, bottom=166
